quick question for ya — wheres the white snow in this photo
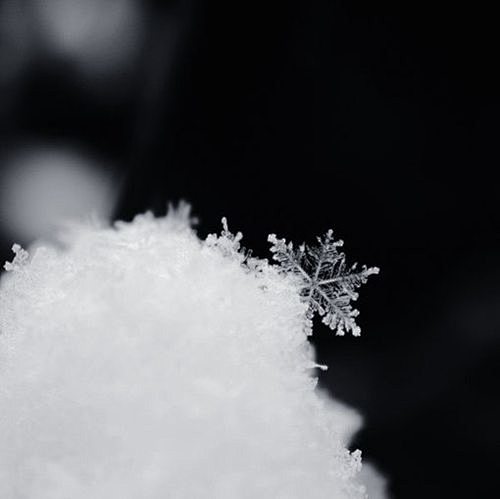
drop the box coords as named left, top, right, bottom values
left=0, top=207, right=385, bottom=498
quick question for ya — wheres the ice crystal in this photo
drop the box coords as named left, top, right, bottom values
left=205, top=217, right=245, bottom=259
left=3, top=243, right=29, bottom=272
left=268, top=230, right=379, bottom=336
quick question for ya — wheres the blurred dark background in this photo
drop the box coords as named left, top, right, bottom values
left=0, top=1, right=498, bottom=497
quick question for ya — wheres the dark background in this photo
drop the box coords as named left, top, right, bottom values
left=1, top=1, right=498, bottom=497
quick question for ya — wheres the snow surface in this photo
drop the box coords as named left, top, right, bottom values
left=0, top=207, right=384, bottom=498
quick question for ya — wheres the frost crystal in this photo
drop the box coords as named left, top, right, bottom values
left=206, top=217, right=245, bottom=259
left=3, top=244, right=30, bottom=271
left=268, top=230, right=379, bottom=336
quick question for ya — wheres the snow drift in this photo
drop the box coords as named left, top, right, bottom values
left=0, top=206, right=382, bottom=498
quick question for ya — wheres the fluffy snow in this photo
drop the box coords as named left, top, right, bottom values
left=0, top=208, right=383, bottom=498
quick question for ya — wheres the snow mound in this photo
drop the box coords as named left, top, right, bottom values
left=0, top=208, right=380, bottom=498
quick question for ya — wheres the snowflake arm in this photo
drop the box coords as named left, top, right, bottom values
left=268, top=230, right=379, bottom=336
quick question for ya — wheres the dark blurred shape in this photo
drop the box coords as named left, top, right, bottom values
left=0, top=0, right=31, bottom=87
left=0, top=0, right=189, bottom=251
left=0, top=142, right=117, bottom=243
left=29, top=0, right=144, bottom=79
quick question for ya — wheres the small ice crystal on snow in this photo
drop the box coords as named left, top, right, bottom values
left=268, top=230, right=379, bottom=336
left=3, top=243, right=29, bottom=272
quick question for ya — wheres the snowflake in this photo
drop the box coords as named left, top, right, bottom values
left=268, top=230, right=379, bottom=336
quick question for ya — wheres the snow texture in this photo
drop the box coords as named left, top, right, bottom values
left=0, top=205, right=383, bottom=498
